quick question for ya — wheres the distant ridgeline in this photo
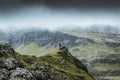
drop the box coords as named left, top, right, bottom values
left=0, top=29, right=95, bottom=48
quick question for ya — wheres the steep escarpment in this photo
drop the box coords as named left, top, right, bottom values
left=0, top=44, right=94, bottom=80
left=8, top=29, right=95, bottom=48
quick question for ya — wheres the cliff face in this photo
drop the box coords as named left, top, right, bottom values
left=7, top=30, right=95, bottom=48
left=0, top=44, right=94, bottom=80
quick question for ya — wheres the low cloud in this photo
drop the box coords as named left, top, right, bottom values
left=0, top=0, right=120, bottom=10
left=0, top=6, right=120, bottom=31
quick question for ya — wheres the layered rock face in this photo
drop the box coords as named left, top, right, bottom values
left=0, top=29, right=95, bottom=48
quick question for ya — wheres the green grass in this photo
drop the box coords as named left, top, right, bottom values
left=10, top=48, right=94, bottom=80
left=95, top=64, right=120, bottom=71
left=70, top=43, right=115, bottom=61
left=14, top=34, right=120, bottom=80
left=34, top=50, right=94, bottom=80
left=60, top=29, right=120, bottom=43
left=16, top=41, right=117, bottom=62
left=102, top=76, right=120, bottom=80
left=15, top=42, right=57, bottom=56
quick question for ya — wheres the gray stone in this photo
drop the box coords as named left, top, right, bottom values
left=31, top=63, right=60, bottom=80
left=0, top=68, right=10, bottom=80
left=4, top=58, right=16, bottom=70
left=9, top=68, right=34, bottom=80
left=4, top=58, right=24, bottom=70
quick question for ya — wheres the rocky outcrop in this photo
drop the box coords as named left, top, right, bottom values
left=0, top=44, right=15, bottom=58
left=0, top=44, right=60, bottom=80
left=31, top=63, right=60, bottom=80
left=105, top=42, right=120, bottom=48
left=0, top=57, right=25, bottom=80
left=5, top=58, right=20, bottom=70
left=0, top=68, right=9, bottom=80
left=0, top=44, right=94, bottom=80
left=58, top=47, right=88, bottom=72
left=10, top=68, right=34, bottom=80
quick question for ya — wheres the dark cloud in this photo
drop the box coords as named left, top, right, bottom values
left=0, top=0, right=120, bottom=10
left=0, top=0, right=120, bottom=29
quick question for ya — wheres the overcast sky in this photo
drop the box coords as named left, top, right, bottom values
left=0, top=0, right=120, bottom=30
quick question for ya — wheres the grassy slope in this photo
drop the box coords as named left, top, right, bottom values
left=103, top=76, right=120, bottom=80
left=16, top=42, right=57, bottom=56
left=60, top=31, right=120, bottom=80
left=34, top=49, right=94, bottom=80
left=60, top=30, right=120, bottom=43
left=16, top=42, right=118, bottom=61
left=70, top=43, right=120, bottom=80
left=70, top=43, right=116, bottom=61
left=15, top=41, right=120, bottom=80
left=15, top=31, right=120, bottom=80
left=13, top=49, right=94, bottom=80
left=95, top=64, right=120, bottom=71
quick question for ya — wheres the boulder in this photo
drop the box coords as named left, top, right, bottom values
left=0, top=51, right=7, bottom=58
left=0, top=68, right=10, bottom=80
left=31, top=63, right=60, bottom=80
left=4, top=58, right=16, bottom=70
left=0, top=60, right=7, bottom=68
left=10, top=68, right=34, bottom=80
left=4, top=58, right=24, bottom=70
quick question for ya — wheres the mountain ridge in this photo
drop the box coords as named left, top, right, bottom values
left=0, top=44, right=94, bottom=80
